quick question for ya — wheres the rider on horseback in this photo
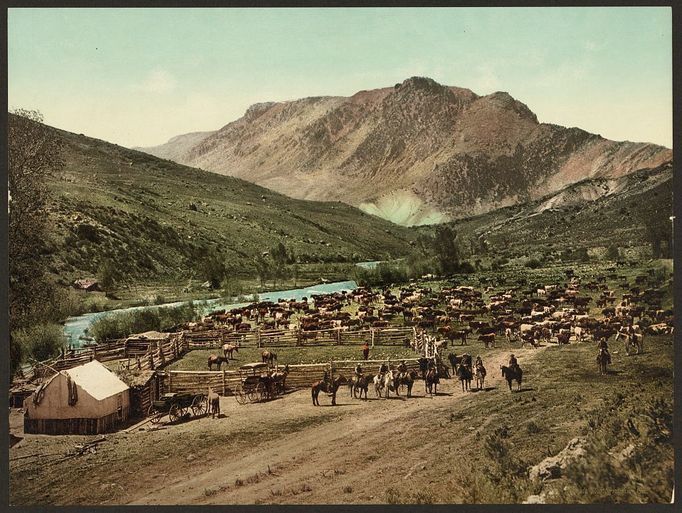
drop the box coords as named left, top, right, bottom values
left=597, top=338, right=612, bottom=364
left=509, top=354, right=519, bottom=372
left=397, top=360, right=408, bottom=379
left=379, top=362, right=389, bottom=375
left=475, top=355, right=486, bottom=374
left=354, top=363, right=363, bottom=380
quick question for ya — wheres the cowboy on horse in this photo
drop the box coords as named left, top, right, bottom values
left=378, top=362, right=389, bottom=375
left=475, top=355, right=485, bottom=373
left=597, top=338, right=612, bottom=364
left=397, top=360, right=408, bottom=379
left=509, top=354, right=519, bottom=373
left=354, top=363, right=363, bottom=380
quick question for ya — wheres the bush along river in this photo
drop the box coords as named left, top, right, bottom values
left=63, top=280, right=359, bottom=348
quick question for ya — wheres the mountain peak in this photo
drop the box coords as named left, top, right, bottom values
left=396, top=76, right=444, bottom=91
left=139, top=79, right=671, bottom=226
left=483, top=91, right=538, bottom=123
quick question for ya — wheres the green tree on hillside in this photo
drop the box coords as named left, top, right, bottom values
left=433, top=226, right=460, bottom=275
left=9, top=110, right=66, bottom=375
left=196, top=249, right=226, bottom=289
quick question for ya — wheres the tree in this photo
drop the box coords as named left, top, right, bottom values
left=9, top=110, right=65, bottom=375
left=433, top=226, right=460, bottom=275
left=196, top=249, right=226, bottom=289
left=9, top=110, right=64, bottom=328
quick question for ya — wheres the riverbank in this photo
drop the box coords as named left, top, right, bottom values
left=63, top=280, right=359, bottom=348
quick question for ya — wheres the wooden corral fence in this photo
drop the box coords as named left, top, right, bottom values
left=158, top=358, right=425, bottom=397
left=31, top=333, right=189, bottom=378
left=184, top=326, right=416, bottom=349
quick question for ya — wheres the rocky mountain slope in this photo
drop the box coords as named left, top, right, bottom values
left=140, top=77, right=672, bottom=226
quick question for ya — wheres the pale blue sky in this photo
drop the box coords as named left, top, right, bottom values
left=8, top=7, right=672, bottom=148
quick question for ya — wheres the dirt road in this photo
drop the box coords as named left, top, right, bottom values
left=123, top=346, right=542, bottom=505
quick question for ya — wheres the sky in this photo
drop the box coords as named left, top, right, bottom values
left=8, top=7, right=673, bottom=149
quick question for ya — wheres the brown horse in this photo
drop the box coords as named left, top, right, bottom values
left=500, top=365, right=523, bottom=392
left=457, top=363, right=473, bottom=392
left=350, top=374, right=374, bottom=400
left=597, top=348, right=609, bottom=375
left=261, top=350, right=277, bottom=365
left=425, top=367, right=439, bottom=395
left=207, top=355, right=229, bottom=370
left=312, top=375, right=348, bottom=406
left=208, top=386, right=220, bottom=418
left=393, top=369, right=417, bottom=398
left=222, top=343, right=239, bottom=359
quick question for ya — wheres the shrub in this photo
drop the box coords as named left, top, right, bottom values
left=525, top=258, right=543, bottom=269
left=13, top=323, right=66, bottom=362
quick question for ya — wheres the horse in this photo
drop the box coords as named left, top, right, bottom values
left=261, top=350, right=277, bottom=365
left=207, top=355, right=229, bottom=370
left=425, top=367, right=439, bottom=395
left=393, top=369, right=417, bottom=398
left=623, top=332, right=644, bottom=355
left=447, top=353, right=460, bottom=375
left=373, top=372, right=393, bottom=398
left=270, top=364, right=290, bottom=394
left=207, top=386, right=220, bottom=418
left=596, top=348, right=609, bottom=375
left=350, top=374, right=374, bottom=400
left=457, top=363, right=473, bottom=392
left=222, top=343, right=239, bottom=359
left=500, top=365, right=523, bottom=392
left=474, top=362, right=486, bottom=390
left=311, top=375, right=348, bottom=406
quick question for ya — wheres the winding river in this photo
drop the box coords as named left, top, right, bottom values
left=63, top=280, right=358, bottom=348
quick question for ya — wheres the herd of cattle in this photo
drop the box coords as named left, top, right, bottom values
left=182, top=267, right=673, bottom=374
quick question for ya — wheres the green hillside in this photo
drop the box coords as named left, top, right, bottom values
left=43, top=126, right=418, bottom=291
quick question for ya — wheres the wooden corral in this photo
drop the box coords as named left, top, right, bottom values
left=157, top=358, right=427, bottom=397
left=122, top=370, right=161, bottom=419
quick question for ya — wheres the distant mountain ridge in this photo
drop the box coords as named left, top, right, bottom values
left=139, top=76, right=672, bottom=226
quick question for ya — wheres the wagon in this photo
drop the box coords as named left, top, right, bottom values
left=234, top=362, right=277, bottom=404
left=147, top=392, right=208, bottom=424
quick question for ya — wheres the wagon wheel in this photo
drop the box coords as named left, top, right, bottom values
left=191, top=395, right=208, bottom=416
left=234, top=385, right=247, bottom=405
left=247, top=384, right=261, bottom=403
left=168, top=404, right=181, bottom=423
left=256, top=382, right=268, bottom=401
left=147, top=404, right=161, bottom=425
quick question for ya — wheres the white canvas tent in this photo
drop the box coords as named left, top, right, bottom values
left=24, top=360, right=130, bottom=435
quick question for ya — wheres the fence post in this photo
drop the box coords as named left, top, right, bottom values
left=336, top=327, right=341, bottom=345
left=222, top=369, right=226, bottom=395
left=371, top=328, right=375, bottom=348
left=168, top=371, right=173, bottom=392
left=257, top=328, right=262, bottom=348
left=330, top=359, right=334, bottom=382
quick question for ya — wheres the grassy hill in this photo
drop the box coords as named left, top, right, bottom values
left=42, top=126, right=418, bottom=294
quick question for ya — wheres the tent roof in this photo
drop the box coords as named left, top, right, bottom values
left=65, top=360, right=129, bottom=400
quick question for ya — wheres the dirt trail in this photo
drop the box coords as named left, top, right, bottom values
left=126, top=345, right=545, bottom=505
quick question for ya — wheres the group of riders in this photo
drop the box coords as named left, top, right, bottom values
left=349, top=353, right=496, bottom=385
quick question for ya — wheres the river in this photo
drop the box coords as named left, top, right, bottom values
left=63, top=280, right=358, bottom=348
